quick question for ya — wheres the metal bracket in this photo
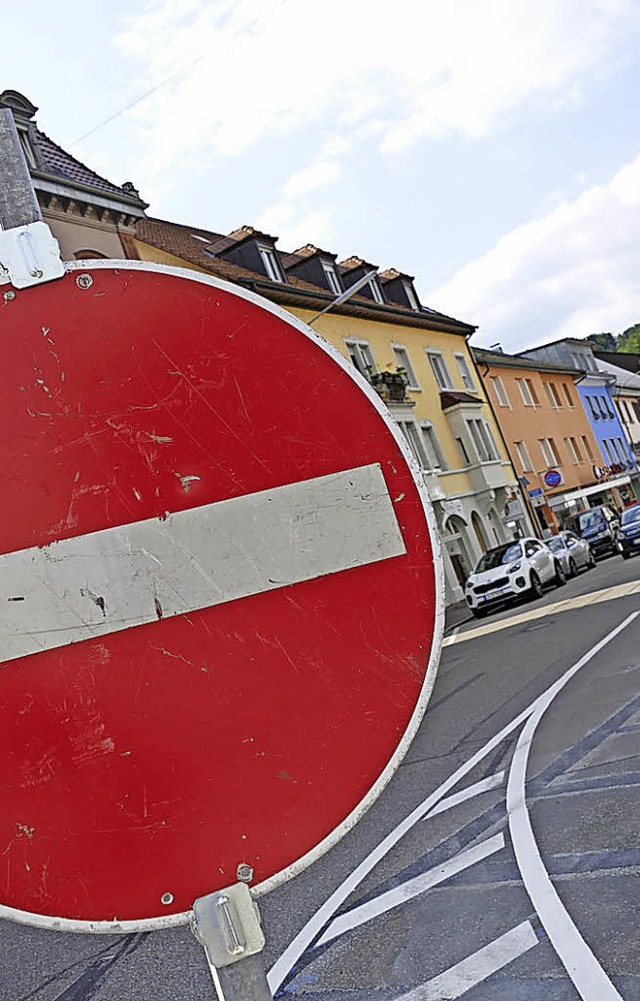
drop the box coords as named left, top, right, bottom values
left=192, top=882, right=266, bottom=969
left=0, top=221, right=64, bottom=289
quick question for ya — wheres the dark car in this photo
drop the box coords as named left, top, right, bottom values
left=617, top=504, right=640, bottom=558
left=571, top=505, right=620, bottom=558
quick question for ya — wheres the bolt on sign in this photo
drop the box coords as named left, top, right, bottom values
left=0, top=261, right=443, bottom=931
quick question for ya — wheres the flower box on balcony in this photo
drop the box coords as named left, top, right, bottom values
left=369, top=368, right=409, bottom=403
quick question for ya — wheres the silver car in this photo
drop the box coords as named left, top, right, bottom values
left=546, top=531, right=595, bottom=577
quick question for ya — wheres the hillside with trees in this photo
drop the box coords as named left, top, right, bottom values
left=589, top=324, right=640, bottom=353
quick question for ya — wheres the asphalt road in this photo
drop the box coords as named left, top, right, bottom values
left=2, top=553, right=640, bottom=1000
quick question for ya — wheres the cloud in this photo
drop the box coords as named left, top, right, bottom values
left=114, top=0, right=640, bottom=191
left=427, top=150, right=640, bottom=351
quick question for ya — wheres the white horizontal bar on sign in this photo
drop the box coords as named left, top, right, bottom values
left=0, top=463, right=405, bottom=664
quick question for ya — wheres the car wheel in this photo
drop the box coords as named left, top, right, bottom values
left=528, top=572, right=543, bottom=600
left=587, top=549, right=596, bottom=568
left=471, top=607, right=488, bottom=619
left=554, top=561, right=566, bottom=587
left=568, top=558, right=577, bottom=578
left=622, top=550, right=631, bottom=560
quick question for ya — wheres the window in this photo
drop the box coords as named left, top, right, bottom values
left=392, top=345, right=420, bottom=390
left=565, top=437, right=582, bottom=465
left=73, top=249, right=108, bottom=260
left=397, top=420, right=446, bottom=472
left=490, top=375, right=510, bottom=407
left=544, top=382, right=562, bottom=408
left=456, top=436, right=471, bottom=465
left=321, top=261, right=342, bottom=295
left=634, top=401, right=640, bottom=422
left=257, top=244, right=284, bottom=282
left=539, top=438, right=560, bottom=467
left=587, top=396, right=600, bottom=420
left=420, top=423, right=447, bottom=470
left=18, top=130, right=37, bottom=169
left=602, top=439, right=615, bottom=465
left=623, top=400, right=634, bottom=424
left=581, top=435, right=595, bottom=461
left=570, top=350, right=597, bottom=372
left=454, top=353, right=477, bottom=392
left=562, top=382, right=575, bottom=407
left=467, top=419, right=498, bottom=462
left=344, top=338, right=376, bottom=377
left=515, top=377, right=539, bottom=406
left=605, top=396, right=615, bottom=419
left=426, top=351, right=453, bottom=390
left=368, top=278, right=384, bottom=304
left=403, top=282, right=420, bottom=310
left=615, top=438, right=628, bottom=464
left=515, top=440, right=533, bottom=473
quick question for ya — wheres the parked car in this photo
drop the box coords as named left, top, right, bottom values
left=464, top=537, right=565, bottom=619
left=546, top=531, right=596, bottom=576
left=617, top=504, right=640, bottom=558
left=570, top=505, right=620, bottom=559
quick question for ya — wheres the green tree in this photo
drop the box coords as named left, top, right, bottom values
left=589, top=332, right=618, bottom=351
left=618, top=323, right=640, bottom=353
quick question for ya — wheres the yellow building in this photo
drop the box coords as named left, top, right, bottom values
left=2, top=87, right=528, bottom=602
left=133, top=220, right=529, bottom=603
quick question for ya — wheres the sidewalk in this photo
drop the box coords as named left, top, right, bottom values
left=444, top=598, right=472, bottom=634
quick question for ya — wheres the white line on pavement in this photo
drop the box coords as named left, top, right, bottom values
left=506, top=610, right=639, bottom=1000
left=394, top=921, right=538, bottom=1000
left=443, top=580, right=640, bottom=648
left=316, top=833, right=505, bottom=947
left=0, top=463, right=404, bottom=663
left=267, top=610, right=639, bottom=994
left=424, top=771, right=505, bottom=820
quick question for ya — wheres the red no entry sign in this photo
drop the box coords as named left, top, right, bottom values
left=0, top=262, right=441, bottom=930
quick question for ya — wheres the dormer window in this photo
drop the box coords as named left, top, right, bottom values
left=368, top=277, right=384, bottom=304
left=321, top=260, right=342, bottom=296
left=18, top=129, right=36, bottom=169
left=403, top=282, right=419, bottom=311
left=257, top=244, right=284, bottom=282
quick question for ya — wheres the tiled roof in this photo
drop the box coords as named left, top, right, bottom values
left=0, top=89, right=146, bottom=208
left=379, top=267, right=415, bottom=283
left=32, top=130, right=144, bottom=202
left=135, top=216, right=476, bottom=335
left=473, top=347, right=582, bottom=377
left=338, top=255, right=369, bottom=272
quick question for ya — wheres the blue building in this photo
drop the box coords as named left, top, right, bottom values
left=519, top=338, right=640, bottom=512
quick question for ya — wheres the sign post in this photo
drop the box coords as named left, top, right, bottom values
left=0, top=125, right=443, bottom=1000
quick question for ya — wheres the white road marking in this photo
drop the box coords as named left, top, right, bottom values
left=424, top=771, right=505, bottom=819
left=268, top=611, right=639, bottom=994
left=316, top=833, right=505, bottom=947
left=444, top=581, right=640, bottom=647
left=506, top=611, right=638, bottom=1000
left=395, top=921, right=538, bottom=1000
left=0, top=463, right=405, bottom=663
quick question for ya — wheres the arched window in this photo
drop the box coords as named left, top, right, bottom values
left=73, top=249, right=107, bottom=260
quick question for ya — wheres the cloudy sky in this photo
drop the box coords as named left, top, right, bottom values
left=3, top=0, right=640, bottom=351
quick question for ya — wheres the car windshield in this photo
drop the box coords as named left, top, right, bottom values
left=547, top=537, right=564, bottom=553
left=578, top=510, right=605, bottom=531
left=621, top=505, right=640, bottom=526
left=475, top=543, right=522, bottom=572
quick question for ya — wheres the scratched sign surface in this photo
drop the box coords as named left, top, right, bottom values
left=0, top=263, right=439, bottom=927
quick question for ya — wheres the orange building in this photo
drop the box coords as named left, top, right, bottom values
left=473, top=348, right=602, bottom=533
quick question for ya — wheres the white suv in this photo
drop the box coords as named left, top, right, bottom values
left=464, top=537, right=565, bottom=619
